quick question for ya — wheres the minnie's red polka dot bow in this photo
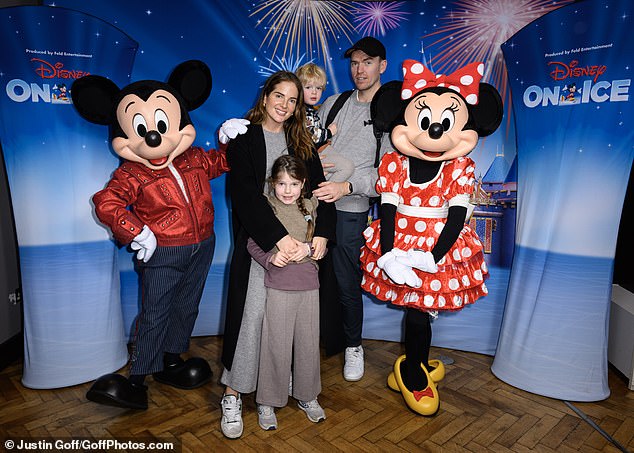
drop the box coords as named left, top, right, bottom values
left=401, top=60, right=485, bottom=105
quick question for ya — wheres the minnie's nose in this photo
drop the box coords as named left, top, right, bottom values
left=429, top=123, right=444, bottom=140
left=145, top=131, right=162, bottom=147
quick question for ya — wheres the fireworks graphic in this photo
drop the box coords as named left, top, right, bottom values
left=423, top=0, right=574, bottom=108
left=352, top=1, right=409, bottom=37
left=258, top=53, right=311, bottom=78
left=251, top=0, right=356, bottom=91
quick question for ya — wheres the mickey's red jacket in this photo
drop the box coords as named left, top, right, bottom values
left=93, top=146, right=229, bottom=247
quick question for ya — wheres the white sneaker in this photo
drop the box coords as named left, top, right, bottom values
left=257, top=404, right=278, bottom=430
left=298, top=399, right=326, bottom=423
left=343, top=345, right=364, bottom=381
left=220, top=394, right=243, bottom=439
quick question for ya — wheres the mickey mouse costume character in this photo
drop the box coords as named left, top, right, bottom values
left=359, top=60, right=503, bottom=415
left=71, top=60, right=248, bottom=410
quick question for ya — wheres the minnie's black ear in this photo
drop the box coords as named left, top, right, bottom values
left=167, top=60, right=212, bottom=111
left=470, top=83, right=503, bottom=137
left=71, top=75, right=120, bottom=125
left=372, top=80, right=406, bottom=133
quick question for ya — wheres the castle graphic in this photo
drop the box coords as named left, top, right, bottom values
left=470, top=150, right=517, bottom=269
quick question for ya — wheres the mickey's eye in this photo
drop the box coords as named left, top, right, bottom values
left=417, top=107, right=432, bottom=131
left=133, top=114, right=148, bottom=137
left=440, top=109, right=455, bottom=132
left=155, top=109, right=169, bottom=134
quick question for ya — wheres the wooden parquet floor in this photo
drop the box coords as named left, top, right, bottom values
left=0, top=337, right=632, bottom=453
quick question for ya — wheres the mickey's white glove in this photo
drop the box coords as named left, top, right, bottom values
left=130, top=225, right=157, bottom=263
left=376, top=248, right=422, bottom=288
left=396, top=249, right=438, bottom=274
left=218, top=118, right=250, bottom=144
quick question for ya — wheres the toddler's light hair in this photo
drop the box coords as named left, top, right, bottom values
left=296, top=63, right=327, bottom=87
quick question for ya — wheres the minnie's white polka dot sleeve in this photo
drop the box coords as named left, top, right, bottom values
left=377, top=153, right=402, bottom=206
left=446, top=157, right=476, bottom=201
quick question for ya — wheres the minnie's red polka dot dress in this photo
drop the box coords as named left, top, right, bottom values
left=360, top=152, right=489, bottom=312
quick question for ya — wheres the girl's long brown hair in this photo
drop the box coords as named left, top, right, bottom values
left=246, top=71, right=314, bottom=161
left=268, top=155, right=314, bottom=241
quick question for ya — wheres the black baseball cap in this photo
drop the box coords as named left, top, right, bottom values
left=344, top=37, right=386, bottom=60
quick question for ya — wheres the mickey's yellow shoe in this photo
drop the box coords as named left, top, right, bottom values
left=387, top=356, right=445, bottom=391
left=393, top=355, right=440, bottom=416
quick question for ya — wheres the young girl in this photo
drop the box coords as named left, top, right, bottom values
left=246, top=154, right=325, bottom=430
left=296, top=62, right=353, bottom=183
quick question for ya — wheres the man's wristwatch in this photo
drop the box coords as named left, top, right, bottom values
left=347, top=181, right=353, bottom=194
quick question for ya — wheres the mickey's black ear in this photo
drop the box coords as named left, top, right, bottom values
left=71, top=75, right=120, bottom=125
left=167, top=60, right=212, bottom=111
left=470, top=83, right=503, bottom=137
left=372, top=80, right=405, bottom=133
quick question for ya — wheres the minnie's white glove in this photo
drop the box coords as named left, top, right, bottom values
left=376, top=248, right=422, bottom=288
left=396, top=249, right=438, bottom=273
left=218, top=118, right=250, bottom=144
left=130, top=225, right=157, bottom=263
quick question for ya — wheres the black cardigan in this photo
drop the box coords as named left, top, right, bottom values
left=221, top=124, right=336, bottom=370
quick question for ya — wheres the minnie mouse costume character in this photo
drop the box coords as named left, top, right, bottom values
left=359, top=60, right=503, bottom=415
left=71, top=60, right=247, bottom=410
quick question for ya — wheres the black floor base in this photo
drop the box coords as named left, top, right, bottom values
left=0, top=332, right=22, bottom=372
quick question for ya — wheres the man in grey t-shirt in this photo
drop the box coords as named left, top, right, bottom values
left=313, top=36, right=393, bottom=382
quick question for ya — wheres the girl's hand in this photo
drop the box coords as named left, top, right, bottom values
left=276, top=235, right=302, bottom=255
left=288, top=243, right=311, bottom=262
left=269, top=251, right=289, bottom=268
left=311, top=236, right=328, bottom=260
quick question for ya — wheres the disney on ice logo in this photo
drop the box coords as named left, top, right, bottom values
left=4, top=58, right=89, bottom=104
left=522, top=59, right=630, bottom=108
left=31, top=58, right=89, bottom=81
left=548, top=59, right=606, bottom=83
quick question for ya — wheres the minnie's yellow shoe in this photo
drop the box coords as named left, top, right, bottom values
left=387, top=356, right=445, bottom=391
left=393, top=355, right=440, bottom=416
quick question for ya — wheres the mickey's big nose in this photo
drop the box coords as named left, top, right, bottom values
left=145, top=131, right=162, bottom=148
left=429, top=123, right=444, bottom=140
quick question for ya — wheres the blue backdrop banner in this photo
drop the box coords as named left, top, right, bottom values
left=492, top=0, right=634, bottom=401
left=3, top=0, right=583, bottom=388
left=0, top=6, right=138, bottom=388
left=51, top=0, right=551, bottom=359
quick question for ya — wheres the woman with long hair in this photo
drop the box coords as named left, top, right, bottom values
left=218, top=71, right=335, bottom=438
